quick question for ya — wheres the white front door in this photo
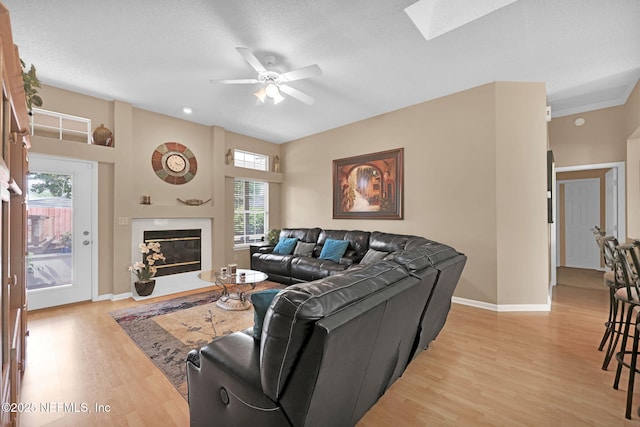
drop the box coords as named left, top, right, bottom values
left=562, top=178, right=601, bottom=269
left=26, top=154, right=96, bottom=309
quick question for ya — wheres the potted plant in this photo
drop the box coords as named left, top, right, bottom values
left=267, top=229, right=280, bottom=246
left=59, top=232, right=72, bottom=253
left=21, top=59, right=43, bottom=113
left=129, top=241, right=166, bottom=296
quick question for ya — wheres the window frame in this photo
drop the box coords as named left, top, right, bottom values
left=233, top=178, right=269, bottom=249
left=233, top=149, right=269, bottom=172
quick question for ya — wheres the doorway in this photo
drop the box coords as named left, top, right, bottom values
left=558, top=178, right=601, bottom=269
left=551, top=162, right=626, bottom=287
left=26, top=154, right=97, bottom=310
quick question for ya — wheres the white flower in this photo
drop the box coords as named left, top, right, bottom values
left=129, top=242, right=165, bottom=281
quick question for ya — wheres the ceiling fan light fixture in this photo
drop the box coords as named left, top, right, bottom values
left=214, top=48, right=320, bottom=105
left=254, top=87, right=267, bottom=103
left=272, top=91, right=285, bottom=104
left=265, top=83, right=279, bottom=98
left=264, top=83, right=285, bottom=104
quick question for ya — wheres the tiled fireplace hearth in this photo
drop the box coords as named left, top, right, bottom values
left=131, top=218, right=212, bottom=300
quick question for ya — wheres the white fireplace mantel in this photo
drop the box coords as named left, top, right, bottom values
left=131, top=218, right=213, bottom=300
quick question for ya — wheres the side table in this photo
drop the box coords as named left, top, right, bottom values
left=198, top=268, right=268, bottom=311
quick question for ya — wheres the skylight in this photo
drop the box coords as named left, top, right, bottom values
left=405, top=0, right=519, bottom=41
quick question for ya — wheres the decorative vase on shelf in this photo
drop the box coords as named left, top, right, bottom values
left=92, top=124, right=113, bottom=146
left=134, top=279, right=156, bottom=296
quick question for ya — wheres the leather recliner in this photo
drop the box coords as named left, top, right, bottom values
left=187, top=261, right=438, bottom=426
left=187, top=232, right=467, bottom=426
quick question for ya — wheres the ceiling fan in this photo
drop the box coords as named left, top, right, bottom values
left=210, top=47, right=322, bottom=105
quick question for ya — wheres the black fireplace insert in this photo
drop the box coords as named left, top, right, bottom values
left=143, top=229, right=201, bottom=277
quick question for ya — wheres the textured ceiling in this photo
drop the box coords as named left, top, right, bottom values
left=3, top=0, right=640, bottom=143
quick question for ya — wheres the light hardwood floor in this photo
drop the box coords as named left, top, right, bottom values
left=18, top=270, right=635, bottom=426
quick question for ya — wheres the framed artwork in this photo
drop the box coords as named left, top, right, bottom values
left=333, top=148, right=404, bottom=219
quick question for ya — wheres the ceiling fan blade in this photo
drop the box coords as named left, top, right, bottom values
left=210, top=78, right=259, bottom=84
left=279, top=85, right=316, bottom=105
left=281, top=64, right=322, bottom=82
left=236, top=47, right=266, bottom=73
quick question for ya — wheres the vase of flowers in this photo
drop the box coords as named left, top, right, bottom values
left=129, top=241, right=165, bottom=296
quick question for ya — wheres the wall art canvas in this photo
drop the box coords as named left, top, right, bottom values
left=333, top=148, right=404, bottom=219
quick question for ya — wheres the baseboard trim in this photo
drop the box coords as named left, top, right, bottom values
left=111, top=292, right=132, bottom=301
left=94, top=292, right=132, bottom=302
left=452, top=296, right=551, bottom=312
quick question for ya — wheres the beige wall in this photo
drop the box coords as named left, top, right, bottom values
left=281, top=82, right=549, bottom=307
left=548, top=79, right=640, bottom=168
left=30, top=85, right=281, bottom=297
left=548, top=106, right=627, bottom=168
left=131, top=108, right=213, bottom=205
left=494, top=83, right=549, bottom=306
left=625, top=81, right=640, bottom=238
left=548, top=79, right=640, bottom=239
left=33, top=77, right=640, bottom=307
left=38, top=85, right=114, bottom=132
left=624, top=81, right=640, bottom=137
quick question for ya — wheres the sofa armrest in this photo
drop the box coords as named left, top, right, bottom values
left=257, top=245, right=275, bottom=254
left=339, top=253, right=363, bottom=266
left=339, top=257, right=354, bottom=266
left=186, top=332, right=290, bottom=427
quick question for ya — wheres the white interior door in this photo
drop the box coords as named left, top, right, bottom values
left=562, top=178, right=600, bottom=269
left=26, top=154, right=96, bottom=310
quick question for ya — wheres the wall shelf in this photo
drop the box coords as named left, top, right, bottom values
left=131, top=203, right=215, bottom=220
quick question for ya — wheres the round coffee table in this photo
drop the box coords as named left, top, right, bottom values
left=198, top=268, right=268, bottom=310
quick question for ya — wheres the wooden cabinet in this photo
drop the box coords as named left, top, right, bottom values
left=0, top=4, right=31, bottom=426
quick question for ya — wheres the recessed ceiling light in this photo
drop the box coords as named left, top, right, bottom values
left=574, top=117, right=585, bottom=127
left=182, top=107, right=193, bottom=114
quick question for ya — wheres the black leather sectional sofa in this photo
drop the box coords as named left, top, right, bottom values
left=252, top=228, right=381, bottom=284
left=187, top=228, right=466, bottom=427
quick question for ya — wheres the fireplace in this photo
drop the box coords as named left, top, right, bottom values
left=131, top=218, right=212, bottom=299
left=143, top=229, right=201, bottom=277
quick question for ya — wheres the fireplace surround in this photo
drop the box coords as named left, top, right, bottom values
left=131, top=218, right=212, bottom=300
left=143, top=228, right=202, bottom=277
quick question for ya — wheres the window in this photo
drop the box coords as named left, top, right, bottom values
left=234, top=179, right=268, bottom=246
left=30, top=108, right=92, bottom=143
left=234, top=149, right=268, bottom=171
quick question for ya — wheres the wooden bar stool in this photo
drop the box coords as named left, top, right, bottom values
left=611, top=243, right=640, bottom=419
left=596, top=234, right=623, bottom=369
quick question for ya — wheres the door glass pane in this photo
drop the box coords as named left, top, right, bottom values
left=26, top=172, right=73, bottom=290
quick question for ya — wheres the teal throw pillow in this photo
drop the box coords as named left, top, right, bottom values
left=319, top=239, right=350, bottom=262
left=250, top=289, right=281, bottom=340
left=272, top=237, right=298, bottom=255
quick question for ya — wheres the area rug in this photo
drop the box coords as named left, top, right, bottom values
left=109, top=283, right=280, bottom=399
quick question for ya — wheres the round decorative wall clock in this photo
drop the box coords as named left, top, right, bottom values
left=151, top=142, right=197, bottom=185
